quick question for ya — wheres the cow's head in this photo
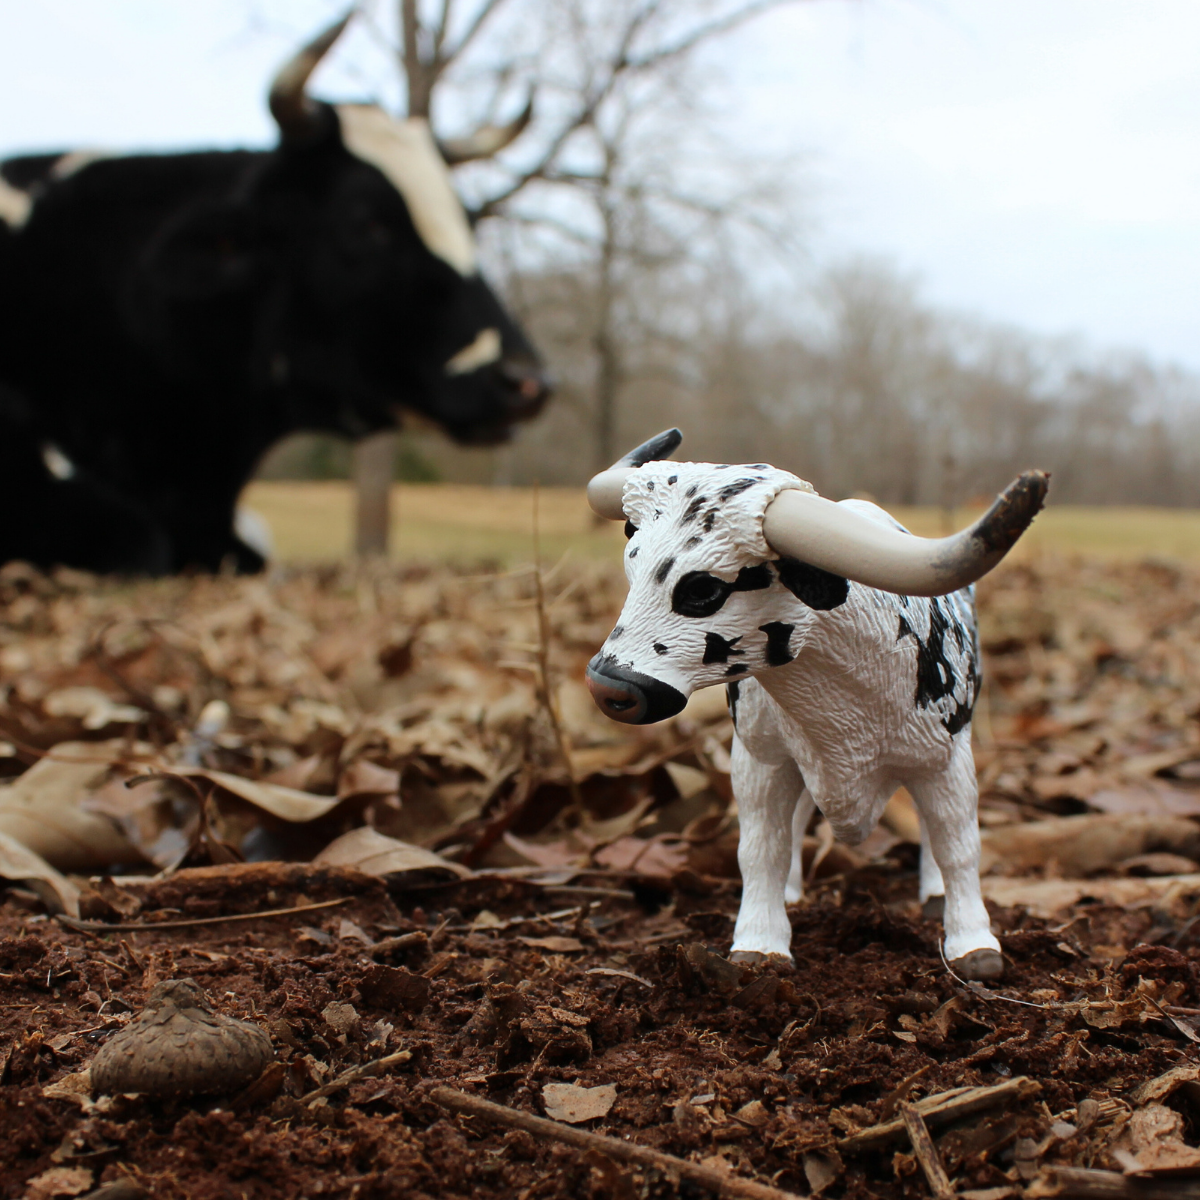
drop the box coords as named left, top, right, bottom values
left=143, top=13, right=549, bottom=445
left=585, top=430, right=1049, bottom=724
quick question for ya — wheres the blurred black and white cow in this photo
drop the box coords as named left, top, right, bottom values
left=585, top=430, right=1047, bottom=981
left=0, top=13, right=549, bottom=574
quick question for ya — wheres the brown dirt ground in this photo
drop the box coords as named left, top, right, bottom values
left=3, top=857, right=1199, bottom=1199
left=4, top=553, right=1200, bottom=1198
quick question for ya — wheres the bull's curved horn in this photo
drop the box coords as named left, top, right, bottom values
left=762, top=471, right=1049, bottom=597
left=437, top=93, right=534, bottom=165
left=268, top=10, right=354, bottom=141
left=586, top=428, right=683, bottom=520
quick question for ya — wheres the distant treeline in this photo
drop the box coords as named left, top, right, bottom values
left=259, top=258, right=1200, bottom=506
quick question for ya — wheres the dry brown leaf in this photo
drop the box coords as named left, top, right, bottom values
left=21, top=1166, right=94, bottom=1199
left=1132, top=1065, right=1200, bottom=1107
left=0, top=741, right=146, bottom=869
left=312, top=826, right=469, bottom=879
left=0, top=829, right=79, bottom=915
left=593, top=834, right=687, bottom=877
left=174, top=769, right=343, bottom=822
left=1109, top=1104, right=1200, bottom=1175
left=979, top=814, right=1200, bottom=877
left=983, top=874, right=1200, bottom=918
left=542, top=1081, right=617, bottom=1123
left=337, top=759, right=400, bottom=800
left=42, top=1069, right=93, bottom=1106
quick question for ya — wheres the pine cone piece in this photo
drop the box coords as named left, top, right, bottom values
left=91, top=978, right=274, bottom=1098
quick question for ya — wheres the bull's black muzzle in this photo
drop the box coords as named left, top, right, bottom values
left=586, top=655, right=687, bottom=725
left=496, top=356, right=552, bottom=421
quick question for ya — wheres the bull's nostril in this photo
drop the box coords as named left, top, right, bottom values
left=605, top=697, right=636, bottom=712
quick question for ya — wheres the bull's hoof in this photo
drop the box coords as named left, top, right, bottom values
left=950, top=948, right=1004, bottom=981
left=921, top=895, right=945, bottom=921
left=729, top=950, right=792, bottom=966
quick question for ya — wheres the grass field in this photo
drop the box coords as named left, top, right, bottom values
left=242, top=480, right=1200, bottom=566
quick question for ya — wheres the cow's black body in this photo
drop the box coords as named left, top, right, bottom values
left=0, top=104, right=547, bottom=574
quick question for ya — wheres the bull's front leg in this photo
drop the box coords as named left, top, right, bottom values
left=909, top=739, right=1003, bottom=981
left=730, top=735, right=803, bottom=963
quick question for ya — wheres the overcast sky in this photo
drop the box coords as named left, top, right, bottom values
left=2, top=1, right=1197, bottom=370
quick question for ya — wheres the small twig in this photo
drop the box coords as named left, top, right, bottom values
left=879, top=1064, right=933, bottom=1122
left=119, top=939, right=143, bottom=974
left=900, top=1103, right=955, bottom=1200
left=370, top=931, right=428, bottom=958
left=430, top=1087, right=804, bottom=1200
left=55, top=897, right=350, bottom=933
left=299, top=1050, right=412, bottom=1105
left=586, top=967, right=653, bottom=987
left=446, top=905, right=582, bottom=933
left=839, top=1077, right=1040, bottom=1154
left=1030, top=1166, right=1200, bottom=1199
left=939, top=941, right=1047, bottom=1008
left=531, top=484, right=584, bottom=815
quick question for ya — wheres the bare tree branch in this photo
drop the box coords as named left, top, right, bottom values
left=473, top=0, right=802, bottom=219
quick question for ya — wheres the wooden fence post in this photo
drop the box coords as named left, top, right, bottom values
left=353, top=432, right=396, bottom=557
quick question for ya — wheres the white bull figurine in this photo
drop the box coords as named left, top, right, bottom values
left=585, top=429, right=1047, bottom=981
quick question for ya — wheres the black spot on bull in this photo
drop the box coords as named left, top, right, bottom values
left=717, top=477, right=761, bottom=502
left=896, top=599, right=980, bottom=736
left=776, top=558, right=849, bottom=611
left=759, top=622, right=795, bottom=666
left=726, top=680, right=741, bottom=726
left=703, top=631, right=744, bottom=664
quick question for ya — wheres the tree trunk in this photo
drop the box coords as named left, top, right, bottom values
left=353, top=432, right=397, bottom=557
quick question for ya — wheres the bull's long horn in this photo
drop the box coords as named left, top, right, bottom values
left=268, top=10, right=354, bottom=140
left=762, top=471, right=1049, bottom=597
left=438, top=93, right=534, bottom=165
left=586, top=428, right=683, bottom=520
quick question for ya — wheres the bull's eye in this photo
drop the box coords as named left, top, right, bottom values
left=672, top=571, right=732, bottom=617
left=624, top=521, right=638, bottom=539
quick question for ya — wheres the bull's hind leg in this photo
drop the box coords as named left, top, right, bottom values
left=730, top=735, right=803, bottom=963
left=784, top=788, right=817, bottom=903
left=908, top=739, right=1003, bottom=981
left=919, top=818, right=947, bottom=919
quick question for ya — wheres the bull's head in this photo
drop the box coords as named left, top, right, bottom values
left=142, top=12, right=549, bottom=446
left=585, top=430, right=1048, bottom=724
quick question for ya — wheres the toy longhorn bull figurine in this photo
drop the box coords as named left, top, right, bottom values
left=585, top=429, right=1048, bottom=981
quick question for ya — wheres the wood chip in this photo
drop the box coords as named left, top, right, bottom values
left=542, top=1082, right=617, bottom=1123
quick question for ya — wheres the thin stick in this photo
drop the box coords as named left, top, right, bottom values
left=55, top=897, right=350, bottom=933
left=1030, top=1167, right=1200, bottom=1199
left=370, top=931, right=428, bottom=957
left=900, top=1103, right=955, bottom=1200
left=430, top=1086, right=806, bottom=1200
left=531, top=483, right=584, bottom=814
left=838, top=1076, right=1039, bottom=1154
left=300, top=1050, right=413, bottom=1105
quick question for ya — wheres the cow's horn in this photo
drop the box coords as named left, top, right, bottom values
left=762, top=471, right=1049, bottom=597
left=587, top=429, right=683, bottom=520
left=269, top=10, right=354, bottom=141
left=438, top=93, right=534, bottom=165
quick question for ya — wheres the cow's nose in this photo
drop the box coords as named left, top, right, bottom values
left=496, top=358, right=553, bottom=419
left=586, top=656, right=687, bottom=725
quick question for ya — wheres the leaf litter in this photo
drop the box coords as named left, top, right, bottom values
left=2, top=553, right=1200, bottom=1196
